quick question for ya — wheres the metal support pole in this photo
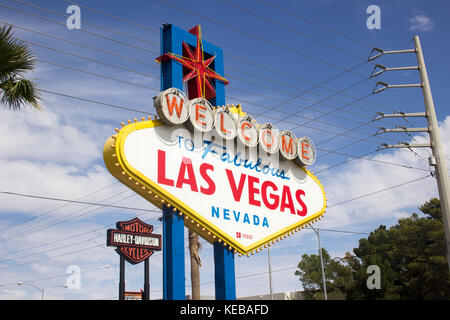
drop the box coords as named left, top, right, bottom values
left=379, top=143, right=431, bottom=150
left=383, top=49, right=416, bottom=54
left=311, top=226, right=327, bottom=300
left=144, top=258, right=150, bottom=300
left=119, top=255, right=125, bottom=300
left=214, top=242, right=236, bottom=300
left=163, top=205, right=185, bottom=300
left=414, top=35, right=450, bottom=270
left=267, top=246, right=273, bottom=300
left=381, top=127, right=429, bottom=133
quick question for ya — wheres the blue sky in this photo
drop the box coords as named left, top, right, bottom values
left=0, top=0, right=449, bottom=299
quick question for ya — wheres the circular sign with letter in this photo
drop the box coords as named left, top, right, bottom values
left=258, top=123, right=280, bottom=154
left=296, top=136, right=316, bottom=166
left=214, top=107, right=238, bottom=140
left=237, top=115, right=259, bottom=147
left=154, top=88, right=189, bottom=125
left=188, top=98, right=215, bottom=132
left=279, top=130, right=298, bottom=160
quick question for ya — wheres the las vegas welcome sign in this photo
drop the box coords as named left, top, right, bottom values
left=104, top=88, right=326, bottom=256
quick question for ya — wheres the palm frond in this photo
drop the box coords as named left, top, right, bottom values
left=0, top=24, right=36, bottom=82
left=0, top=77, right=41, bottom=110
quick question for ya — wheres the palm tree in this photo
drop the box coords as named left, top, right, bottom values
left=189, top=229, right=202, bottom=300
left=0, top=24, right=41, bottom=110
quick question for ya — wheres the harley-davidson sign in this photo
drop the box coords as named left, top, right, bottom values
left=103, top=88, right=326, bottom=256
left=107, top=217, right=161, bottom=264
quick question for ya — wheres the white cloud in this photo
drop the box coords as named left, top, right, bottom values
left=0, top=109, right=99, bottom=167
left=409, top=12, right=435, bottom=32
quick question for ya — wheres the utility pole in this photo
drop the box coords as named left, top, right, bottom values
left=267, top=246, right=273, bottom=300
left=370, top=35, right=450, bottom=271
left=311, top=226, right=327, bottom=300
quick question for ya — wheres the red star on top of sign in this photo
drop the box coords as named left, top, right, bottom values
left=156, top=25, right=229, bottom=100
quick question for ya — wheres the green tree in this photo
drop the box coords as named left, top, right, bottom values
left=0, top=24, right=41, bottom=110
left=347, top=198, right=450, bottom=299
left=296, top=198, right=449, bottom=300
left=295, top=248, right=353, bottom=300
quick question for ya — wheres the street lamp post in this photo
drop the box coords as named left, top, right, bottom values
left=17, top=282, right=68, bottom=300
left=267, top=246, right=273, bottom=300
left=310, top=226, right=327, bottom=300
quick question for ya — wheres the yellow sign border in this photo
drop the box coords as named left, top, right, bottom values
left=104, top=118, right=327, bottom=256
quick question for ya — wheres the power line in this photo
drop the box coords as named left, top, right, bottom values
left=0, top=233, right=105, bottom=264
left=220, top=0, right=369, bottom=62
left=225, top=92, right=397, bottom=152
left=0, top=173, right=432, bottom=254
left=12, top=1, right=376, bottom=131
left=60, top=0, right=159, bottom=35
left=317, top=150, right=378, bottom=174
left=19, top=30, right=384, bottom=138
left=227, top=87, right=389, bottom=141
left=226, top=70, right=393, bottom=128
left=224, top=54, right=398, bottom=114
left=0, top=190, right=160, bottom=213
left=7, top=0, right=404, bottom=120
left=0, top=181, right=119, bottom=234
left=36, top=88, right=415, bottom=178
left=314, top=143, right=432, bottom=175
left=314, top=148, right=429, bottom=172
left=0, top=190, right=136, bottom=242
left=30, top=49, right=388, bottom=147
left=54, top=0, right=400, bottom=117
left=0, top=230, right=178, bottom=273
left=0, top=264, right=114, bottom=287
left=30, top=50, right=401, bottom=152
left=273, top=77, right=371, bottom=127
left=0, top=2, right=159, bottom=55
left=227, top=83, right=390, bottom=134
left=41, top=87, right=390, bottom=158
left=318, top=131, right=380, bottom=161
left=7, top=21, right=387, bottom=137
left=37, top=58, right=160, bottom=92
left=35, top=46, right=386, bottom=143
left=0, top=204, right=161, bottom=260
left=0, top=214, right=162, bottom=264
left=37, top=89, right=153, bottom=115
left=315, top=112, right=376, bottom=146
left=256, top=0, right=374, bottom=49
left=327, top=175, right=431, bottom=208
left=249, top=108, right=399, bottom=151
left=33, top=47, right=393, bottom=151
left=2, top=4, right=400, bottom=120
left=156, top=0, right=370, bottom=78
left=20, top=38, right=159, bottom=80
left=0, top=243, right=106, bottom=271
left=13, top=0, right=159, bottom=47
left=1, top=21, right=157, bottom=68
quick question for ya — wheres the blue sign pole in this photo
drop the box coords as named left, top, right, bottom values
left=161, top=24, right=185, bottom=300
left=162, top=205, right=185, bottom=300
left=214, top=242, right=236, bottom=300
left=159, top=23, right=235, bottom=300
